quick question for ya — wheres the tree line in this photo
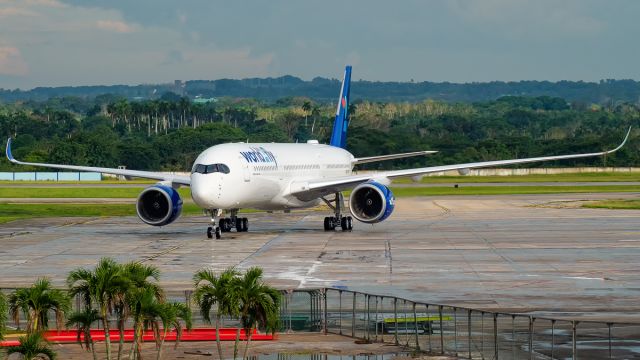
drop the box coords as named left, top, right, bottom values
left=1, top=93, right=639, bottom=172
left=0, top=259, right=280, bottom=360
left=4, top=76, right=640, bottom=104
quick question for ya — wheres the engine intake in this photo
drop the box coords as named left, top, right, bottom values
left=136, top=185, right=183, bottom=226
left=348, top=181, right=395, bottom=223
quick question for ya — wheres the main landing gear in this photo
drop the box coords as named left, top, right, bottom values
left=321, top=192, right=353, bottom=232
left=206, top=209, right=249, bottom=239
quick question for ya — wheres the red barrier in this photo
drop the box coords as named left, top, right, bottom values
left=0, top=328, right=274, bottom=347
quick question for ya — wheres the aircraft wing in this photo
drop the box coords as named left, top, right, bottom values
left=290, top=127, right=631, bottom=200
left=353, top=150, right=437, bottom=165
left=5, top=138, right=191, bottom=186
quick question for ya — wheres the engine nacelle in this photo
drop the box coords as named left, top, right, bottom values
left=136, top=184, right=183, bottom=226
left=348, top=181, right=395, bottom=223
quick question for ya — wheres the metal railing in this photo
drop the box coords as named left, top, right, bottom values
left=320, top=289, right=640, bottom=360
left=3, top=287, right=640, bottom=359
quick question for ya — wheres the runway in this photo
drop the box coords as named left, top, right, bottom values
left=1, top=193, right=639, bottom=322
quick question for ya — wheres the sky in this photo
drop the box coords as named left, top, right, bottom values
left=1, top=0, right=640, bottom=89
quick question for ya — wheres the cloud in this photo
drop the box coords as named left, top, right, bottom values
left=0, top=46, right=28, bottom=76
left=24, top=0, right=67, bottom=7
left=96, top=19, right=135, bottom=33
left=0, top=7, right=38, bottom=18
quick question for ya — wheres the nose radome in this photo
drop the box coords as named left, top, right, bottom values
left=190, top=176, right=215, bottom=208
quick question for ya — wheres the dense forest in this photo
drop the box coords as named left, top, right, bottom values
left=3, top=77, right=640, bottom=104
left=1, top=93, right=639, bottom=172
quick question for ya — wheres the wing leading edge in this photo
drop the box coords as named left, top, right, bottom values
left=291, top=127, right=632, bottom=200
left=353, top=150, right=437, bottom=165
left=5, top=138, right=190, bottom=186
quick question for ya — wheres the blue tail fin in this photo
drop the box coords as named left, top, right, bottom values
left=329, top=65, right=352, bottom=148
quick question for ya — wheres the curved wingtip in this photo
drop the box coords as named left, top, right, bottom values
left=607, top=126, right=632, bottom=154
left=6, top=138, right=15, bottom=162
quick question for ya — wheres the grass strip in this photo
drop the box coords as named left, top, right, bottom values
left=0, top=187, right=191, bottom=198
left=389, top=185, right=640, bottom=197
left=0, top=202, right=205, bottom=224
left=392, top=172, right=640, bottom=184
left=2, top=184, right=640, bottom=199
left=582, top=199, right=640, bottom=210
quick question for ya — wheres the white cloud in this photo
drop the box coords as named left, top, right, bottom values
left=0, top=46, right=28, bottom=76
left=96, top=19, right=135, bottom=33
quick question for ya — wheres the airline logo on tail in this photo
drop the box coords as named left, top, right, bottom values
left=330, top=65, right=352, bottom=149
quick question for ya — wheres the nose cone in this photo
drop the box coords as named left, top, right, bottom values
left=190, top=174, right=217, bottom=208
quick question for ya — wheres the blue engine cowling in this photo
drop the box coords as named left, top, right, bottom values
left=136, top=184, right=183, bottom=226
left=348, top=181, right=395, bottom=223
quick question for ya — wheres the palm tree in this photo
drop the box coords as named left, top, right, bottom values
left=8, top=278, right=70, bottom=334
left=116, top=262, right=163, bottom=360
left=6, top=332, right=56, bottom=360
left=234, top=267, right=281, bottom=359
left=0, top=291, right=7, bottom=341
left=127, top=286, right=164, bottom=360
left=67, top=257, right=130, bottom=360
left=66, top=308, right=102, bottom=360
left=193, top=268, right=240, bottom=360
left=156, top=302, right=192, bottom=360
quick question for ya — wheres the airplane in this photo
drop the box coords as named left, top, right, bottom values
left=5, top=66, right=632, bottom=239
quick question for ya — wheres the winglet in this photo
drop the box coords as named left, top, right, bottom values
left=606, top=126, right=632, bottom=154
left=6, top=138, right=15, bottom=163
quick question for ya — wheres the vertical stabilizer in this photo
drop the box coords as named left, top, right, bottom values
left=329, top=65, right=352, bottom=148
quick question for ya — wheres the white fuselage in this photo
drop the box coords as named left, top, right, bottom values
left=190, top=142, right=354, bottom=210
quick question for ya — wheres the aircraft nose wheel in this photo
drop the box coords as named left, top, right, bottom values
left=207, top=226, right=222, bottom=239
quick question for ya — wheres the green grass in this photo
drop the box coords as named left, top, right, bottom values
left=582, top=199, right=640, bottom=210
left=0, top=187, right=191, bottom=198
left=389, top=185, right=640, bottom=197
left=0, top=179, right=155, bottom=185
left=0, top=202, right=205, bottom=224
left=2, top=183, right=640, bottom=199
left=393, top=172, right=640, bottom=184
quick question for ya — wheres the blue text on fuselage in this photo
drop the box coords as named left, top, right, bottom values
left=239, top=147, right=277, bottom=165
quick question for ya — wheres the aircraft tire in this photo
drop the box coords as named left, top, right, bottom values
left=242, top=218, right=249, bottom=232
left=207, top=226, right=213, bottom=239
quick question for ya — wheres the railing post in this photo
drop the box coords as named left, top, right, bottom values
left=375, top=296, right=379, bottom=342
left=427, top=304, right=432, bottom=352
left=323, top=289, right=327, bottom=335
left=394, top=297, right=399, bottom=345
left=494, top=313, right=498, bottom=360
left=468, top=309, right=472, bottom=359
left=551, top=319, right=555, bottom=360
left=528, top=317, right=533, bottom=360
left=338, top=290, right=342, bottom=335
left=608, top=323, right=612, bottom=359
left=572, top=320, right=578, bottom=360
left=453, top=307, right=457, bottom=356
left=413, top=302, right=420, bottom=350
left=351, top=292, right=356, bottom=338
left=439, top=305, right=444, bottom=354
left=365, top=294, right=369, bottom=341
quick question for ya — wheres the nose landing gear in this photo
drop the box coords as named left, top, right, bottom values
left=207, top=209, right=249, bottom=239
left=321, top=192, right=353, bottom=232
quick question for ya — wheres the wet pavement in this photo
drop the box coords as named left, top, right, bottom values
left=1, top=193, right=639, bottom=322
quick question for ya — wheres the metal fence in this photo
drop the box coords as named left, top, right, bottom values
left=3, top=287, right=640, bottom=359
left=321, top=289, right=640, bottom=360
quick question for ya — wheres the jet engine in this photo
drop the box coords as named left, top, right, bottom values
left=136, top=184, right=183, bottom=226
left=348, top=181, right=395, bottom=223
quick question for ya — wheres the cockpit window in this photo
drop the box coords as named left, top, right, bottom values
left=191, top=163, right=230, bottom=174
